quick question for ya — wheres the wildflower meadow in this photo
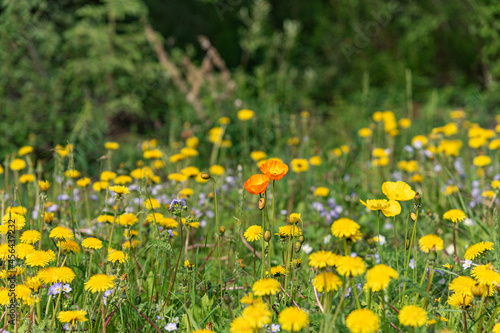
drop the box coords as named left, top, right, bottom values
left=0, top=109, right=499, bottom=333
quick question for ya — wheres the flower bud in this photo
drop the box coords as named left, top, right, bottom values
left=472, top=283, right=487, bottom=297
left=294, top=241, right=302, bottom=253
left=43, top=211, right=54, bottom=224
left=264, top=230, right=272, bottom=242
left=414, top=192, right=421, bottom=208
left=410, top=212, right=417, bottom=222
left=219, top=226, right=225, bottom=236
left=258, top=198, right=265, bottom=210
left=200, top=173, right=211, bottom=180
left=298, top=235, right=305, bottom=244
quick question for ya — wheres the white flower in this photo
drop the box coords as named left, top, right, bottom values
left=409, top=259, right=416, bottom=269
left=323, top=235, right=332, bottom=244
left=463, top=218, right=475, bottom=227
left=374, top=235, right=386, bottom=246
left=165, top=323, right=177, bottom=332
left=446, top=244, right=455, bottom=255
left=463, top=260, right=472, bottom=269
left=301, top=243, right=313, bottom=254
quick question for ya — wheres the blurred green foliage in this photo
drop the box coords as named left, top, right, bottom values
left=1, top=0, right=499, bottom=163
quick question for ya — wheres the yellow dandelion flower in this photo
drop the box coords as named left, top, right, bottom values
left=237, top=109, right=255, bottom=121
left=278, top=225, right=302, bottom=237
left=398, top=305, right=427, bottom=327
left=144, top=198, right=160, bottom=210
left=109, top=185, right=130, bottom=195
left=229, top=316, right=254, bottom=333
left=336, top=256, right=367, bottom=277
left=465, top=241, right=494, bottom=260
left=331, top=218, right=361, bottom=240
left=61, top=240, right=80, bottom=254
left=19, top=174, right=36, bottom=183
left=443, top=209, right=466, bottom=223
left=58, top=310, right=88, bottom=327
left=15, top=243, right=35, bottom=259
left=18, top=146, right=33, bottom=156
left=290, top=159, right=309, bottom=173
left=76, top=177, right=91, bottom=188
left=49, top=226, right=74, bottom=240
left=108, top=250, right=127, bottom=264
left=346, top=309, right=380, bottom=333
left=250, top=151, right=267, bottom=161
left=114, top=175, right=133, bottom=185
left=312, top=272, right=342, bottom=292
left=117, top=213, right=138, bottom=226
left=25, top=250, right=56, bottom=267
left=278, top=306, right=309, bottom=332
left=85, top=274, right=115, bottom=293
left=244, top=225, right=263, bottom=242
left=313, top=187, right=329, bottom=197
left=308, top=251, right=339, bottom=268
left=241, top=302, right=271, bottom=328
left=447, top=293, right=473, bottom=307
left=472, top=264, right=500, bottom=287
left=168, top=173, right=188, bottom=182
left=252, top=278, right=280, bottom=296
left=9, top=158, right=26, bottom=171
left=365, top=264, right=399, bottom=291
left=473, top=155, right=491, bottom=167
left=20, top=230, right=41, bottom=244
left=418, top=234, right=444, bottom=253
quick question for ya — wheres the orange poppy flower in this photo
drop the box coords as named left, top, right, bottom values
left=244, top=174, right=270, bottom=195
left=259, top=160, right=289, bottom=181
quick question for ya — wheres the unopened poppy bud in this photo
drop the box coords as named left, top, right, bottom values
left=264, top=230, right=272, bottom=242
left=414, top=192, right=421, bottom=208
left=223, top=293, right=231, bottom=305
left=258, top=198, right=265, bottom=210
left=294, top=241, right=302, bottom=253
left=472, top=283, right=487, bottom=297
left=219, top=226, right=225, bottom=236
left=298, top=235, right=305, bottom=244
left=200, top=173, right=211, bottom=180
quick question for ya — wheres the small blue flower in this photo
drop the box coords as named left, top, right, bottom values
left=409, top=259, right=416, bottom=269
